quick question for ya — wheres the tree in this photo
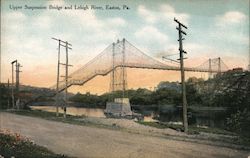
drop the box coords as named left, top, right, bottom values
left=0, top=84, right=10, bottom=109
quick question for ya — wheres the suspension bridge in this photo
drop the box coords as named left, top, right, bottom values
left=51, top=38, right=228, bottom=93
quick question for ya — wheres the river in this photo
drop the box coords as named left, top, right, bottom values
left=31, top=106, right=106, bottom=118
left=31, top=106, right=158, bottom=122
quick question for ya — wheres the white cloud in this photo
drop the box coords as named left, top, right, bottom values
left=137, top=4, right=190, bottom=25
left=1, top=12, right=26, bottom=32
left=211, top=11, right=249, bottom=45
left=106, top=17, right=126, bottom=27
left=33, top=15, right=52, bottom=29
left=138, top=5, right=157, bottom=23
left=135, top=26, right=168, bottom=44
left=216, top=11, right=247, bottom=25
left=160, top=4, right=190, bottom=26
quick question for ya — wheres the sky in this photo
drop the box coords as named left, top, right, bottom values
left=1, top=0, right=249, bottom=94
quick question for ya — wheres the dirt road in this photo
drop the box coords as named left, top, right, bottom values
left=0, top=112, right=249, bottom=158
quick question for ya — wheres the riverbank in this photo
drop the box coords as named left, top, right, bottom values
left=0, top=111, right=249, bottom=158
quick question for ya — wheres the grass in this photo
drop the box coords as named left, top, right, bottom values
left=0, top=131, right=71, bottom=158
left=3, top=109, right=120, bottom=130
left=138, top=121, right=235, bottom=135
left=138, top=121, right=250, bottom=147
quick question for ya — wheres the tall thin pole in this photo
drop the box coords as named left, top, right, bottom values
left=122, top=38, right=125, bottom=98
left=209, top=59, right=212, bottom=79
left=16, top=63, right=19, bottom=92
left=15, top=63, right=21, bottom=110
left=0, top=47, right=1, bottom=84
left=218, top=57, right=221, bottom=75
left=7, top=79, right=10, bottom=109
left=56, top=40, right=61, bottom=117
left=249, top=49, right=250, bottom=71
left=52, top=37, right=72, bottom=117
left=16, top=63, right=19, bottom=109
left=11, top=60, right=17, bottom=109
left=64, top=42, right=69, bottom=118
left=174, top=18, right=188, bottom=133
left=12, top=63, right=14, bottom=108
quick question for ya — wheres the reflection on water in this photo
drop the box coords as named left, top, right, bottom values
left=31, top=106, right=106, bottom=118
left=143, top=116, right=158, bottom=122
left=143, top=114, right=158, bottom=122
left=31, top=106, right=157, bottom=122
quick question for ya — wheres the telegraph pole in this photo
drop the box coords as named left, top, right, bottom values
left=0, top=47, right=1, bottom=83
left=248, top=50, right=250, bottom=71
left=64, top=41, right=69, bottom=118
left=16, top=63, right=22, bottom=92
left=52, top=38, right=61, bottom=117
left=52, top=37, right=72, bottom=118
left=7, top=79, right=10, bottom=109
left=15, top=62, right=22, bottom=109
left=174, top=18, right=188, bottom=133
left=208, top=59, right=212, bottom=79
left=218, top=57, right=221, bottom=75
left=11, top=60, right=17, bottom=109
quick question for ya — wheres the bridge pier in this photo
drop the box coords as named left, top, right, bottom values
left=105, top=98, right=132, bottom=118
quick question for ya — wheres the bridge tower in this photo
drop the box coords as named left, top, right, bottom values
left=110, top=38, right=128, bottom=98
left=106, top=38, right=132, bottom=117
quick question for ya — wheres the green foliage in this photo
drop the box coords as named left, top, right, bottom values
left=0, top=84, right=10, bottom=109
left=129, top=88, right=153, bottom=105
left=206, top=72, right=250, bottom=137
left=69, top=81, right=203, bottom=107
left=69, top=87, right=183, bottom=107
left=138, top=121, right=236, bottom=136
left=186, top=84, right=202, bottom=105
left=152, top=88, right=181, bottom=105
left=0, top=132, right=68, bottom=158
left=226, top=109, right=250, bottom=138
left=69, top=92, right=105, bottom=108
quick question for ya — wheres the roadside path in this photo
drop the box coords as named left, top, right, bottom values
left=0, top=112, right=249, bottom=158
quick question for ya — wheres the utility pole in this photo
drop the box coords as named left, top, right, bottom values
left=16, top=63, right=22, bottom=92
left=174, top=18, right=188, bottom=133
left=11, top=60, right=17, bottom=109
left=64, top=41, right=69, bottom=118
left=218, top=57, right=221, bottom=75
left=0, top=47, right=1, bottom=83
left=248, top=50, right=250, bottom=71
left=15, top=62, right=22, bottom=109
left=208, top=58, right=212, bottom=79
left=52, top=38, right=61, bottom=117
left=7, top=79, right=10, bottom=109
left=52, top=37, right=72, bottom=118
